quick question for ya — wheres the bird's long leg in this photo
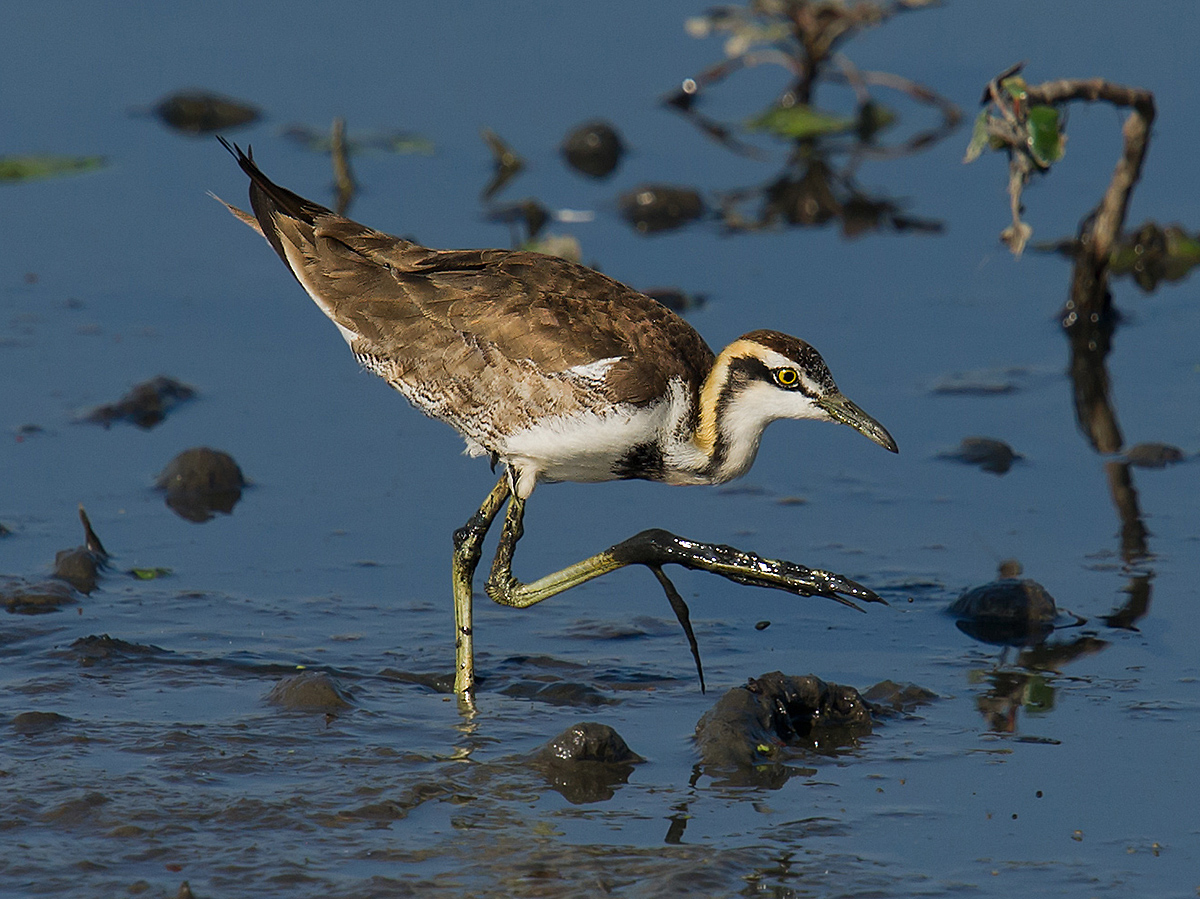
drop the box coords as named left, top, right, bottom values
left=451, top=474, right=512, bottom=697
left=484, top=493, right=625, bottom=607
left=479, top=495, right=887, bottom=695
left=485, top=515, right=885, bottom=612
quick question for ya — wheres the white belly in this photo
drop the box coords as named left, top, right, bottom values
left=498, top=402, right=664, bottom=496
left=493, top=379, right=710, bottom=497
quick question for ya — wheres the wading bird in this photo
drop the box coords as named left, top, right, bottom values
left=217, top=139, right=898, bottom=698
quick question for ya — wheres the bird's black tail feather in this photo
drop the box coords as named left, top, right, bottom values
left=216, top=136, right=333, bottom=227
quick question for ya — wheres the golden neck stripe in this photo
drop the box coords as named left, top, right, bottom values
left=694, top=338, right=762, bottom=457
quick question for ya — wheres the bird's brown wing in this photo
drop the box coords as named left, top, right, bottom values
left=326, top=229, right=715, bottom=407
left=221, top=140, right=714, bottom=431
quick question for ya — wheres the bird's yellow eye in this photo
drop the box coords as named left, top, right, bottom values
left=774, top=367, right=799, bottom=387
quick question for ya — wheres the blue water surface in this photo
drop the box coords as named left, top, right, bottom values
left=2, top=2, right=1198, bottom=896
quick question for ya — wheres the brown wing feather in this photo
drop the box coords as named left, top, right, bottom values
left=315, top=218, right=715, bottom=406
left=220, top=140, right=715, bottom=443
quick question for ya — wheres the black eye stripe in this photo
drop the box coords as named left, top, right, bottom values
left=727, top=356, right=819, bottom=398
left=727, top=355, right=772, bottom=385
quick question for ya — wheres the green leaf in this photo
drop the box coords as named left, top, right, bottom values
left=129, top=567, right=172, bottom=580
left=1001, top=75, right=1028, bottom=103
left=963, top=109, right=992, bottom=164
left=1164, top=226, right=1200, bottom=271
left=1109, top=222, right=1200, bottom=291
left=1024, top=676, right=1055, bottom=713
left=0, top=155, right=106, bottom=182
left=1026, top=104, right=1065, bottom=166
left=746, top=103, right=856, bottom=140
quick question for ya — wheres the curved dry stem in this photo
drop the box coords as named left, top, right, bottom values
left=1022, top=78, right=1155, bottom=271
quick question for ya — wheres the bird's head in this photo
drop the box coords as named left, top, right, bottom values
left=696, top=329, right=897, bottom=481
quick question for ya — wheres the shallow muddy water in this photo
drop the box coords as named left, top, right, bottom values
left=3, top=3, right=1199, bottom=896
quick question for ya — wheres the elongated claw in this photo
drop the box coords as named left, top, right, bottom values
left=610, top=529, right=887, bottom=610
left=648, top=564, right=705, bottom=693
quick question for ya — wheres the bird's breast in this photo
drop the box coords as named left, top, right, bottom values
left=495, top=377, right=709, bottom=493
